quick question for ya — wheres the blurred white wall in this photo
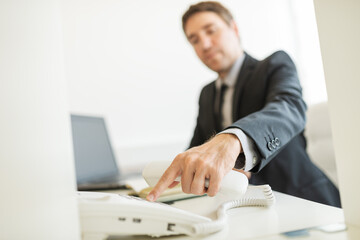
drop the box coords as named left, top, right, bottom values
left=0, top=0, right=80, bottom=238
left=314, top=0, right=360, bottom=228
left=62, top=0, right=327, bottom=171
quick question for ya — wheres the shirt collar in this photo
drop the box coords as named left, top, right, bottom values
left=216, top=54, right=245, bottom=89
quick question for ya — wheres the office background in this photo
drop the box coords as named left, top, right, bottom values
left=2, top=0, right=359, bottom=238
left=62, top=0, right=327, bottom=172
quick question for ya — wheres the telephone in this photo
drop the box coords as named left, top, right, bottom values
left=78, top=161, right=275, bottom=240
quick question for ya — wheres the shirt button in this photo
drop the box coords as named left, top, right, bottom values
left=275, top=137, right=280, bottom=146
left=267, top=142, right=273, bottom=151
left=252, top=156, right=257, bottom=165
left=271, top=139, right=277, bottom=149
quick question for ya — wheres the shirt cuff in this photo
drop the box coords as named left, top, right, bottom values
left=219, top=128, right=260, bottom=171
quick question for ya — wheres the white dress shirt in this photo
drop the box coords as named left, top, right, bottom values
left=216, top=55, right=260, bottom=171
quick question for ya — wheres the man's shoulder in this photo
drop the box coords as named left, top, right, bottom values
left=249, top=50, right=296, bottom=72
left=201, top=80, right=216, bottom=91
left=198, top=80, right=216, bottom=100
left=244, top=50, right=294, bottom=68
left=261, top=50, right=294, bottom=65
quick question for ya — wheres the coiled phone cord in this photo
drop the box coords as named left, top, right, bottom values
left=175, top=184, right=275, bottom=236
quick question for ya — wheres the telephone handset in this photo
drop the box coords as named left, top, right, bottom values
left=78, top=161, right=275, bottom=240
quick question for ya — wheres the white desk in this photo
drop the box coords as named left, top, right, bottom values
left=99, top=189, right=359, bottom=240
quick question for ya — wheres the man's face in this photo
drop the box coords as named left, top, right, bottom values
left=184, top=11, right=242, bottom=74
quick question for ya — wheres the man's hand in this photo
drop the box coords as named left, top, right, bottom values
left=146, top=134, right=242, bottom=201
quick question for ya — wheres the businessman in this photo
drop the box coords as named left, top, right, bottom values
left=147, top=1, right=341, bottom=207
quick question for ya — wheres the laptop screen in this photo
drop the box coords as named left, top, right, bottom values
left=70, top=115, right=119, bottom=184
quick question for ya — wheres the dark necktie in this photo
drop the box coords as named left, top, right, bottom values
left=215, top=84, right=228, bottom=132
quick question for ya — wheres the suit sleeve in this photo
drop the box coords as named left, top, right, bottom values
left=229, top=51, right=307, bottom=173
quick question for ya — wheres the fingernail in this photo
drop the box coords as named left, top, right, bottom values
left=147, top=194, right=154, bottom=202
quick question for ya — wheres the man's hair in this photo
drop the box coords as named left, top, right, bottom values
left=182, top=1, right=234, bottom=33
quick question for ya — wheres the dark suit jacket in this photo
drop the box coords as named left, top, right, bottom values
left=189, top=51, right=341, bottom=207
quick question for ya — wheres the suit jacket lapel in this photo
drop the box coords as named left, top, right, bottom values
left=208, top=82, right=217, bottom=132
left=232, top=52, right=256, bottom=120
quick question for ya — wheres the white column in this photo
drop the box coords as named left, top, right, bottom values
left=0, top=1, right=80, bottom=239
left=314, top=0, right=360, bottom=228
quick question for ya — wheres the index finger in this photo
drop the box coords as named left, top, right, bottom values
left=146, top=163, right=181, bottom=202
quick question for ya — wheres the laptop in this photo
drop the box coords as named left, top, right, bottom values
left=70, top=114, right=140, bottom=191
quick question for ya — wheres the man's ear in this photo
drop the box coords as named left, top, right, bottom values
left=230, top=20, right=240, bottom=37
left=230, top=20, right=242, bottom=43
